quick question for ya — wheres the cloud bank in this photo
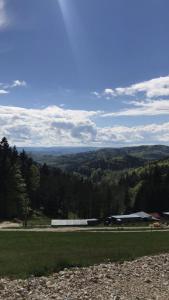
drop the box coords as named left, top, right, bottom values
left=103, top=99, right=169, bottom=117
left=0, top=105, right=99, bottom=146
left=94, top=76, right=169, bottom=99
left=0, top=104, right=169, bottom=147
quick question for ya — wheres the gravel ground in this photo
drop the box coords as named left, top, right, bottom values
left=1, top=254, right=169, bottom=299
left=0, top=222, right=21, bottom=229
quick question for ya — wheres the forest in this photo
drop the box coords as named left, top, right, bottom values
left=1, top=137, right=169, bottom=224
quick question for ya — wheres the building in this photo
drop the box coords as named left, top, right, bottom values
left=106, top=211, right=158, bottom=224
left=51, top=219, right=99, bottom=227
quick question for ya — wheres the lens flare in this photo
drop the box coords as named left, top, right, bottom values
left=57, top=0, right=86, bottom=67
left=58, top=0, right=77, bottom=52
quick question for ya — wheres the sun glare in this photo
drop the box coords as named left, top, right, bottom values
left=57, top=0, right=85, bottom=64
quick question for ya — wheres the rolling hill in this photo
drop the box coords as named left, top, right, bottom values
left=25, top=145, right=169, bottom=174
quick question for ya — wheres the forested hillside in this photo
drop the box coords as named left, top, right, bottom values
left=122, top=159, right=169, bottom=213
left=2, top=137, right=169, bottom=223
left=28, top=145, right=169, bottom=175
left=0, top=137, right=123, bottom=221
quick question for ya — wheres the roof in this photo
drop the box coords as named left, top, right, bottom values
left=111, top=213, right=141, bottom=219
left=51, top=219, right=98, bottom=226
left=148, top=212, right=161, bottom=220
left=110, top=211, right=157, bottom=220
left=131, top=211, right=152, bottom=218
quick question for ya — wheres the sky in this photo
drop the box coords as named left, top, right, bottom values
left=1, top=0, right=169, bottom=146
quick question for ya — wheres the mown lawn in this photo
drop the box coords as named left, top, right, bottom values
left=0, top=231, right=169, bottom=278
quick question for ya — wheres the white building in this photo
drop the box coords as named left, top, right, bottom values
left=51, top=219, right=98, bottom=226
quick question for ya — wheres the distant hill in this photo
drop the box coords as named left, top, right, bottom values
left=17, top=146, right=98, bottom=155
left=24, top=145, right=169, bottom=173
left=14, top=143, right=169, bottom=214
left=118, top=145, right=169, bottom=160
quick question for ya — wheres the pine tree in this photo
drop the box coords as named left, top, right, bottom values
left=14, top=164, right=30, bottom=226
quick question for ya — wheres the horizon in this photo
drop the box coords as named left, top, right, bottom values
left=16, top=143, right=169, bottom=149
left=1, top=0, right=169, bottom=147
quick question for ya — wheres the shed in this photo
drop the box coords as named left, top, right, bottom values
left=130, top=212, right=158, bottom=220
left=107, top=213, right=141, bottom=224
left=107, top=211, right=157, bottom=224
left=51, top=219, right=98, bottom=227
left=148, top=212, right=161, bottom=220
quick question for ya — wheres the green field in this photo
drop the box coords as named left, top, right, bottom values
left=1, top=231, right=169, bottom=278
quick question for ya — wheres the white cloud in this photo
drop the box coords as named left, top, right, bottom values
left=11, top=80, right=27, bottom=88
left=0, top=80, right=27, bottom=95
left=0, top=104, right=169, bottom=147
left=103, top=99, right=169, bottom=117
left=104, top=89, right=116, bottom=97
left=0, top=105, right=100, bottom=146
left=93, top=76, right=169, bottom=99
left=0, top=0, right=8, bottom=29
left=113, top=76, right=169, bottom=98
left=96, top=122, right=169, bottom=146
left=0, top=89, right=9, bottom=94
left=91, top=91, right=102, bottom=99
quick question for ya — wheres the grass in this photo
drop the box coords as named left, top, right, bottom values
left=86, top=226, right=169, bottom=231
left=0, top=231, right=169, bottom=278
left=27, top=215, right=51, bottom=227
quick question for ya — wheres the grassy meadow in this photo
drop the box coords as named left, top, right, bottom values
left=0, top=231, right=169, bottom=278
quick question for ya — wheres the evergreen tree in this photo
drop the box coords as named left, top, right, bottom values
left=9, top=163, right=30, bottom=223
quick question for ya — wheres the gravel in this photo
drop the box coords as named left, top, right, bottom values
left=1, top=253, right=169, bottom=299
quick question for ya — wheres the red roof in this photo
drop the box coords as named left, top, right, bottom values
left=149, top=212, right=161, bottom=219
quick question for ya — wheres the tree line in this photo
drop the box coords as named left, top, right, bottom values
left=0, top=138, right=122, bottom=223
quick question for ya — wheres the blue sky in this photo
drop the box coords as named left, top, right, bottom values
left=1, top=0, right=169, bottom=146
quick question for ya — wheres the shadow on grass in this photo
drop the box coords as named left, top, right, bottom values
left=28, top=261, right=84, bottom=278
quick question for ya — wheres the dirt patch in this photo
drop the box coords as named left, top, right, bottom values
left=0, top=221, right=21, bottom=228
